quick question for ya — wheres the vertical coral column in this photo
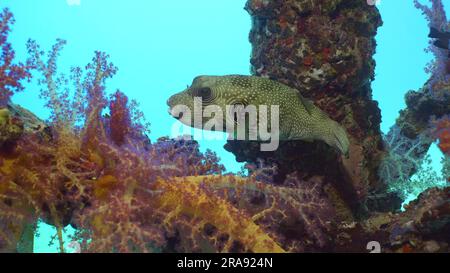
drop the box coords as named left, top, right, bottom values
left=226, top=0, right=386, bottom=217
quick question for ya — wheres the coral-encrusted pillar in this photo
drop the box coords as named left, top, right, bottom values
left=226, top=0, right=387, bottom=218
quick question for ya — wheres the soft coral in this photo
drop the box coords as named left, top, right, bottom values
left=109, top=90, right=132, bottom=146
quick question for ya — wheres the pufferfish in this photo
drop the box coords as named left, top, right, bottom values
left=167, top=75, right=350, bottom=156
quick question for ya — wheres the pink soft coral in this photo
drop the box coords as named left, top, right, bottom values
left=0, top=8, right=31, bottom=107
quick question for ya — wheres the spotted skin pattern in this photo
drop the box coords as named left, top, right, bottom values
left=168, top=75, right=350, bottom=156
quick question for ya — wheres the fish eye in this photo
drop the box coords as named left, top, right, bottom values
left=193, top=87, right=212, bottom=101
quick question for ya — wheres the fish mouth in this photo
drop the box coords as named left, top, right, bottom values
left=168, top=107, right=183, bottom=120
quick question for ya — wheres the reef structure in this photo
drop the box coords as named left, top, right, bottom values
left=226, top=0, right=388, bottom=219
left=393, top=1, right=450, bottom=166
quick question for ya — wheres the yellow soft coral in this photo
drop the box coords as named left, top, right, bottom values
left=152, top=176, right=285, bottom=253
left=94, top=175, right=118, bottom=200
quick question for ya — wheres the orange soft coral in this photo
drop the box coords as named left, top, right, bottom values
left=0, top=8, right=31, bottom=107
left=434, top=116, right=450, bottom=156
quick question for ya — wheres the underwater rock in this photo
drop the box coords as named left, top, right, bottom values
left=226, top=0, right=386, bottom=218
left=0, top=104, right=50, bottom=253
left=381, top=186, right=450, bottom=252
left=333, top=186, right=450, bottom=252
left=400, top=187, right=450, bottom=237
left=366, top=191, right=403, bottom=213
left=0, top=104, right=47, bottom=148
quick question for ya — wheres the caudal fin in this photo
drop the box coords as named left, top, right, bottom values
left=325, top=121, right=350, bottom=157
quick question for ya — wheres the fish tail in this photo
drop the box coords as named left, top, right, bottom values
left=328, top=120, right=350, bottom=157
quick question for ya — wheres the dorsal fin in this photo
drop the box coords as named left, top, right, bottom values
left=298, top=94, right=315, bottom=116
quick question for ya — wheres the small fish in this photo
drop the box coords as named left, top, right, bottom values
left=429, top=27, right=450, bottom=55
left=167, top=75, right=350, bottom=156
